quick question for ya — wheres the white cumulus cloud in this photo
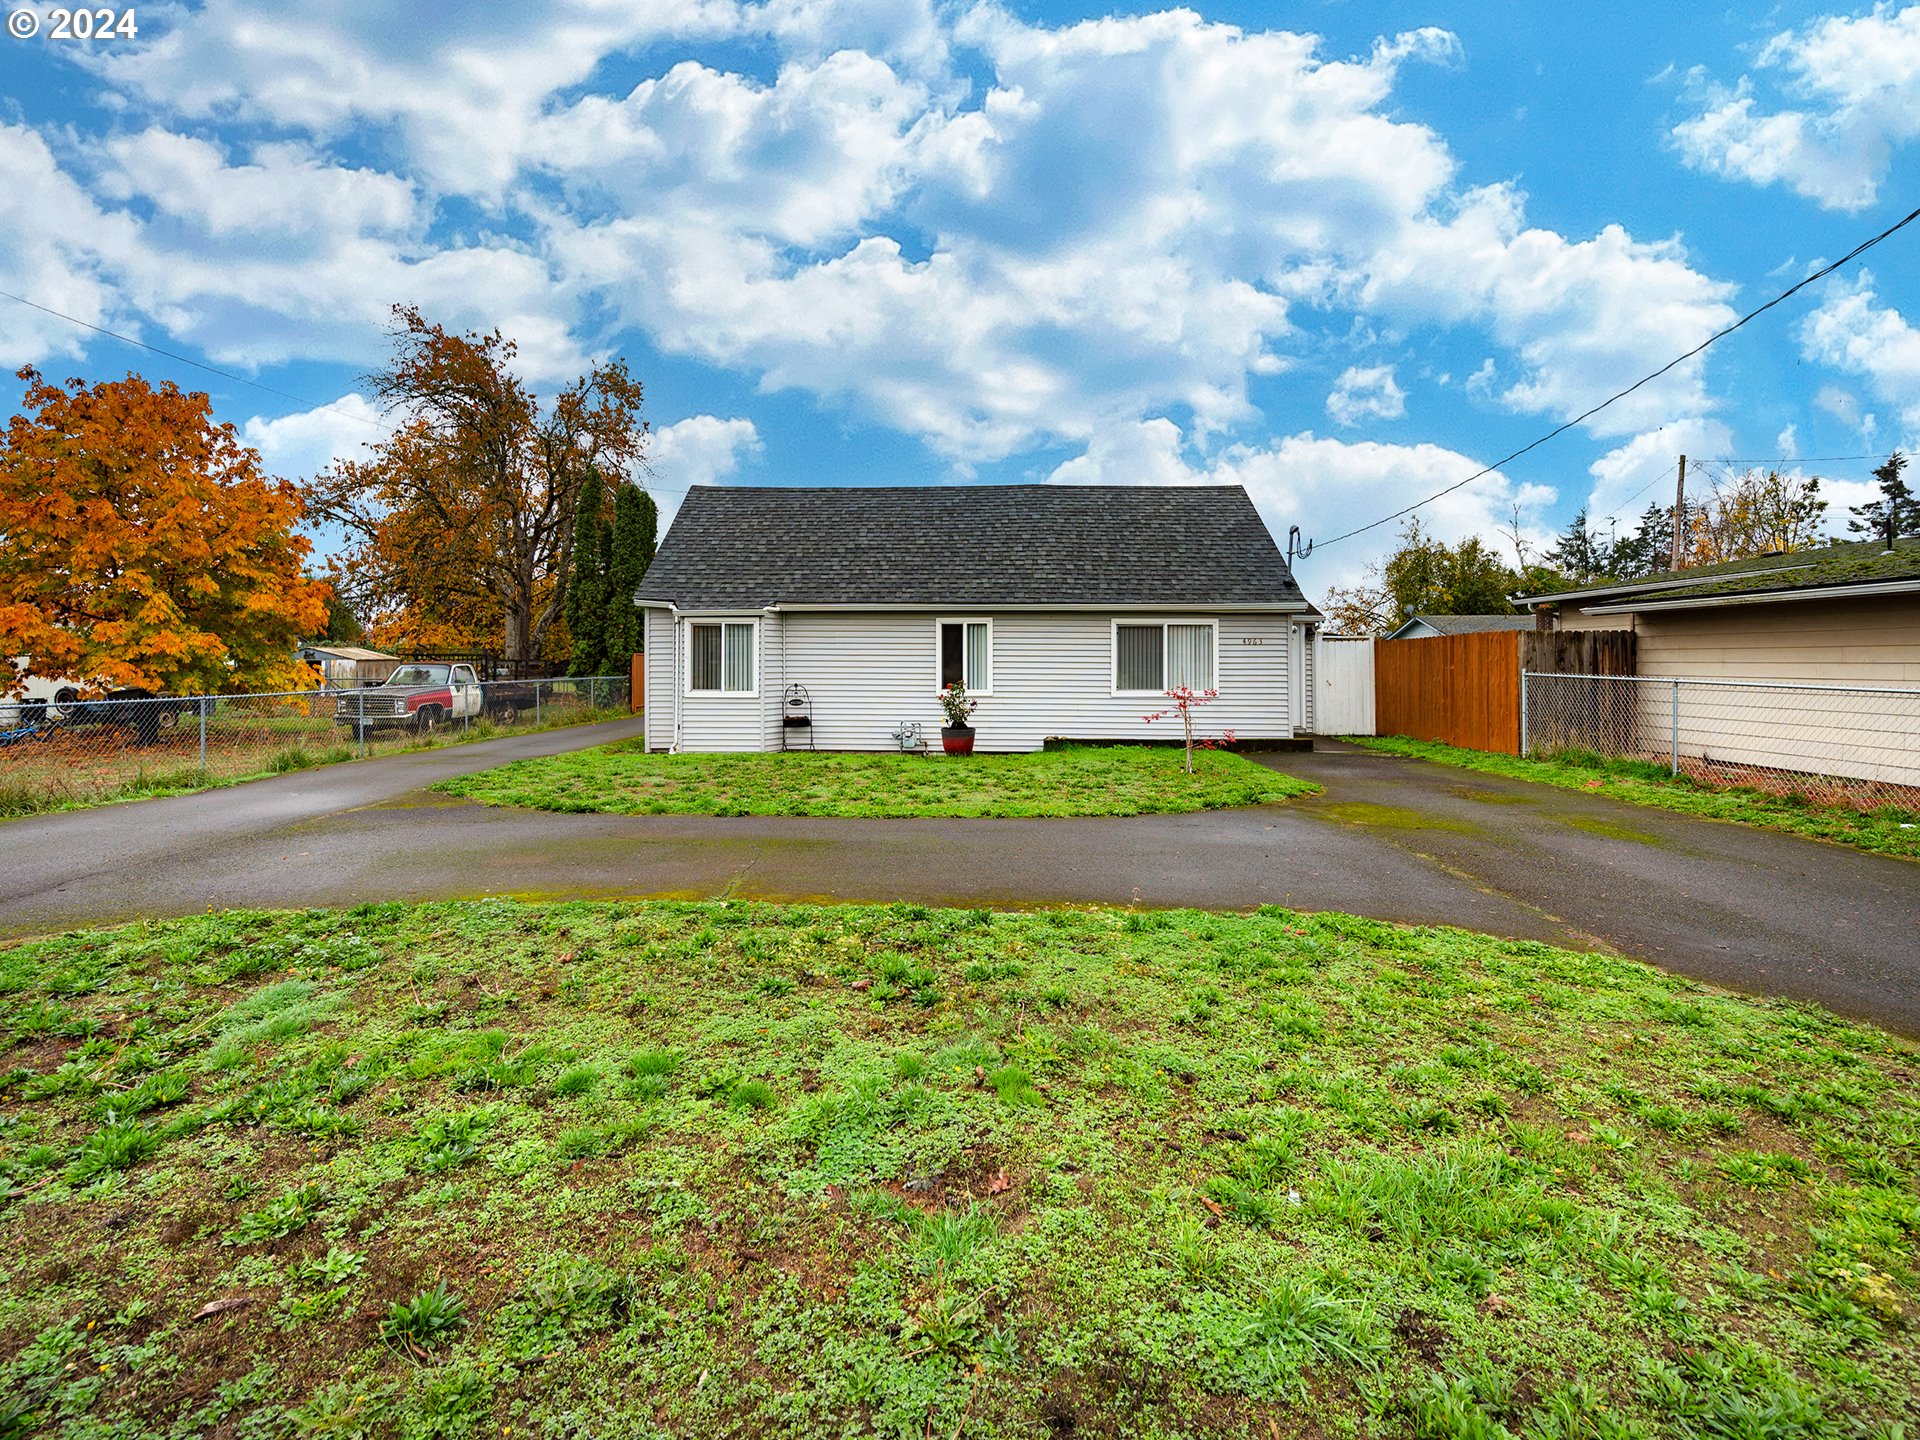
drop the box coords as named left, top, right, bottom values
left=1800, top=272, right=1920, bottom=435
left=1045, top=419, right=1553, bottom=595
left=1326, top=365, right=1406, bottom=426
left=1672, top=5, right=1920, bottom=211
left=649, top=414, right=764, bottom=530
left=241, top=393, right=387, bottom=483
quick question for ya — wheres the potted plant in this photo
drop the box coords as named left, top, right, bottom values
left=938, top=683, right=976, bottom=755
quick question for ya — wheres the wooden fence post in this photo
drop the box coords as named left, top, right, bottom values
left=630, top=652, right=644, bottom=713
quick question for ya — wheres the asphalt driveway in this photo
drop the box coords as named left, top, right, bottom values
left=3, top=731, right=1915, bottom=1033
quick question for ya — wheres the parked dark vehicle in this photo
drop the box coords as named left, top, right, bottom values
left=62, top=688, right=199, bottom=745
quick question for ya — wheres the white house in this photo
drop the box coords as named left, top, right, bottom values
left=635, top=484, right=1321, bottom=753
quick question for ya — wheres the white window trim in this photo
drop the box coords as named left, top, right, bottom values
left=933, top=616, right=995, bottom=697
left=1110, top=617, right=1220, bottom=697
left=684, top=616, right=760, bottom=698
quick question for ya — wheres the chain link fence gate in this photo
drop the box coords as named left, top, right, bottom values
left=1520, top=671, right=1920, bottom=812
left=1, top=674, right=633, bottom=816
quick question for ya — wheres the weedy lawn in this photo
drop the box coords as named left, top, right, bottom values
left=2, top=901, right=1917, bottom=1439
left=437, top=743, right=1317, bottom=817
left=1349, top=737, right=1920, bottom=862
left=0, top=707, right=635, bottom=821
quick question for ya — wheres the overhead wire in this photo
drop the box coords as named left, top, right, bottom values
left=1595, top=460, right=1677, bottom=531
left=1310, top=202, right=1920, bottom=552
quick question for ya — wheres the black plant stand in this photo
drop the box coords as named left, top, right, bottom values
left=782, top=684, right=814, bottom=750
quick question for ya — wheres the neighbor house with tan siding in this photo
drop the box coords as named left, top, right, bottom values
left=1517, top=536, right=1920, bottom=788
left=635, top=484, right=1320, bottom=753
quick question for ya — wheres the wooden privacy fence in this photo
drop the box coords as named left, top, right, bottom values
left=1376, top=632, right=1522, bottom=752
left=1374, top=628, right=1635, bottom=755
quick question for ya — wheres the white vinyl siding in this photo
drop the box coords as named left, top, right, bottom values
left=1113, top=620, right=1216, bottom=695
left=759, top=611, right=787, bottom=749
left=665, top=613, right=763, bottom=751
left=644, top=607, right=675, bottom=751
left=748, top=610, right=1289, bottom=753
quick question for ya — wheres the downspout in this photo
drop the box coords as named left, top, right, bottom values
left=768, top=606, right=782, bottom=753
left=670, top=606, right=684, bottom=754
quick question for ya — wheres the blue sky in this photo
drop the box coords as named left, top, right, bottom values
left=2, top=0, right=1918, bottom=599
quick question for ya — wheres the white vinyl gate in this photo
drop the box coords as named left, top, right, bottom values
left=1314, top=636, right=1375, bottom=735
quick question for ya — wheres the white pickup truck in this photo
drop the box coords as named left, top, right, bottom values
left=333, top=662, right=483, bottom=736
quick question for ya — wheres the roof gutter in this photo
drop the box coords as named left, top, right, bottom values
left=641, top=600, right=1312, bottom=614
left=1582, top=576, right=1920, bottom=615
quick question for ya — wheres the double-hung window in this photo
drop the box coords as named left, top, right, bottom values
left=688, top=620, right=757, bottom=695
left=937, top=619, right=992, bottom=693
left=1113, top=619, right=1215, bottom=695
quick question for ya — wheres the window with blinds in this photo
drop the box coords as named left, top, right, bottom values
left=688, top=620, right=756, bottom=694
left=1114, top=621, right=1215, bottom=694
left=937, top=620, right=992, bottom=692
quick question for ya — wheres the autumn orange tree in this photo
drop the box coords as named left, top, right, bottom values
left=312, top=307, right=649, bottom=664
left=1684, top=467, right=1828, bottom=565
left=0, top=367, right=328, bottom=695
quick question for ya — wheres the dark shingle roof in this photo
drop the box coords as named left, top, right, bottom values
left=637, top=485, right=1311, bottom=610
left=1394, top=614, right=1533, bottom=637
left=1517, top=536, right=1920, bottom=609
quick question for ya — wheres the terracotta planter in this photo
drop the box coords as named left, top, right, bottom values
left=941, top=726, right=975, bottom=756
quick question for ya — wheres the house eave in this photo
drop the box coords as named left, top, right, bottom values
left=1581, top=576, right=1920, bottom=615
left=638, top=599, right=1313, bottom=614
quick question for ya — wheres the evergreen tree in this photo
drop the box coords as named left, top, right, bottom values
left=1610, top=502, right=1673, bottom=578
left=1548, top=508, right=1611, bottom=583
left=565, top=468, right=608, bottom=676
left=1847, top=452, right=1916, bottom=541
left=602, top=483, right=658, bottom=663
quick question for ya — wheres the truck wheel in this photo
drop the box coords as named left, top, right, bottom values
left=415, top=707, right=442, bottom=735
left=493, top=701, right=520, bottom=726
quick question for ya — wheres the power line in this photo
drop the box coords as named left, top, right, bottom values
left=0, top=288, right=390, bottom=432
left=1313, top=202, right=1920, bottom=552
left=1597, top=461, right=1677, bottom=529
left=0, top=286, right=700, bottom=494
left=1718, top=453, right=1886, bottom=465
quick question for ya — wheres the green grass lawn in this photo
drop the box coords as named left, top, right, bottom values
left=1351, top=736, right=1920, bottom=862
left=438, top=743, right=1318, bottom=817
left=3, top=901, right=1916, bottom=1439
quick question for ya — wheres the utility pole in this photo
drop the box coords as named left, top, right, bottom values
left=1669, top=454, right=1688, bottom=570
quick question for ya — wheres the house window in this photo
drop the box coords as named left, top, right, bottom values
left=1113, top=620, right=1215, bottom=694
left=937, top=619, right=992, bottom=693
left=688, top=620, right=756, bottom=695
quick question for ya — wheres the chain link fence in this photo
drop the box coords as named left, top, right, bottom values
left=1, top=674, right=632, bottom=815
left=1521, top=671, right=1920, bottom=812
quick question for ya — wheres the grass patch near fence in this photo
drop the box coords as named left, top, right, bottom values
left=438, top=742, right=1316, bottom=817
left=0, top=707, right=635, bottom=821
left=1351, top=735, right=1920, bottom=861
left=3, top=899, right=1917, bottom=1438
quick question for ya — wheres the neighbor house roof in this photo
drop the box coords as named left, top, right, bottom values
left=1514, top=536, right=1920, bottom=614
left=299, top=645, right=397, bottom=662
left=637, top=484, right=1315, bottom=612
left=1384, top=614, right=1534, bottom=639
